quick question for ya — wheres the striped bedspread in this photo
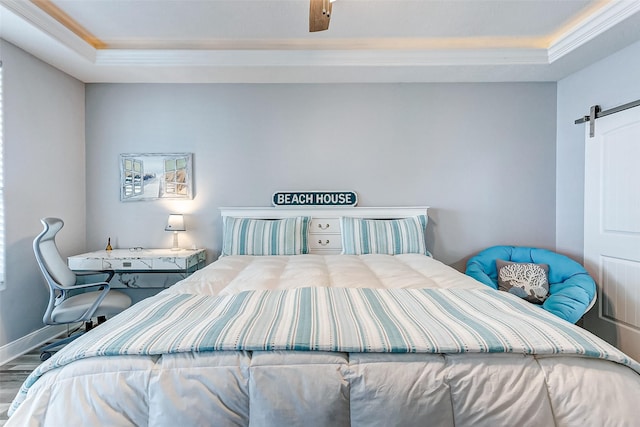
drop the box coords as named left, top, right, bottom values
left=10, top=287, right=640, bottom=415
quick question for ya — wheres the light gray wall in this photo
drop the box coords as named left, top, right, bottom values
left=0, top=41, right=86, bottom=346
left=86, top=83, right=557, bottom=271
left=556, top=38, right=640, bottom=261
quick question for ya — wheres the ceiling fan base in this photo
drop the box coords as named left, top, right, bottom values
left=309, top=0, right=332, bottom=32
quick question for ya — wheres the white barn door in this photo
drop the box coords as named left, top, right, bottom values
left=584, top=106, right=640, bottom=361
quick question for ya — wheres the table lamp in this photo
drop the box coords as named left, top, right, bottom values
left=165, top=214, right=185, bottom=251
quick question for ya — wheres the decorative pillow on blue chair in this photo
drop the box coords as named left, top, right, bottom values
left=496, top=259, right=549, bottom=304
left=222, top=216, right=310, bottom=256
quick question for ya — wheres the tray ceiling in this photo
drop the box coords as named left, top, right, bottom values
left=1, top=0, right=640, bottom=83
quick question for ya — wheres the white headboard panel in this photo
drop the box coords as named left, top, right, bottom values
left=219, top=206, right=429, bottom=255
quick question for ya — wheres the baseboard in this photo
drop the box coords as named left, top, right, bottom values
left=0, top=325, right=77, bottom=366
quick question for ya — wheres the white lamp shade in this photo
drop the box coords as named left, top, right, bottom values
left=165, top=214, right=186, bottom=231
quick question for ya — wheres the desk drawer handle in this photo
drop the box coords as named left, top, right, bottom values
left=317, top=223, right=331, bottom=230
left=318, top=239, right=330, bottom=246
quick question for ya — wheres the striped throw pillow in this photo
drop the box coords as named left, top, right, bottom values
left=340, top=215, right=428, bottom=255
left=222, top=216, right=310, bottom=256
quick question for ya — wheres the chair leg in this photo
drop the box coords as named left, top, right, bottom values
left=40, top=332, right=83, bottom=361
left=40, top=318, right=107, bottom=361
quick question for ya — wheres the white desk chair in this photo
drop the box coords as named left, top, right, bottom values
left=33, top=217, right=131, bottom=360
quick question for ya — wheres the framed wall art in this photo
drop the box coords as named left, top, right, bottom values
left=120, top=153, right=193, bottom=201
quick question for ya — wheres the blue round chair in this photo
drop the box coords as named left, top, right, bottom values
left=465, top=246, right=596, bottom=324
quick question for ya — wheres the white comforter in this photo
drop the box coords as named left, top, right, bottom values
left=8, top=255, right=640, bottom=426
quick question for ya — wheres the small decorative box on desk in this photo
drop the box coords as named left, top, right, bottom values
left=68, top=248, right=206, bottom=289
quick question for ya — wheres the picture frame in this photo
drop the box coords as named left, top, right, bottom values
left=120, top=153, right=193, bottom=201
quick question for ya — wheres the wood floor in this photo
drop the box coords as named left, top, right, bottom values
left=0, top=348, right=44, bottom=425
left=0, top=339, right=65, bottom=426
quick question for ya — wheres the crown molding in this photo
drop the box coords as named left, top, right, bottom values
left=548, top=0, right=640, bottom=63
left=95, top=48, right=548, bottom=68
left=0, top=0, right=96, bottom=61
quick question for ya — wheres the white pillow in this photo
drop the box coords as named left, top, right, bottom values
left=340, top=215, right=428, bottom=255
left=222, top=216, right=310, bottom=256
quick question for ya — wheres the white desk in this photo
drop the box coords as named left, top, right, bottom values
left=69, top=248, right=206, bottom=289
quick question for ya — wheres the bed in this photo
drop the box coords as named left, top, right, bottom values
left=7, top=207, right=640, bottom=427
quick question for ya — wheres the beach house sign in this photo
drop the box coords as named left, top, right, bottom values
left=272, top=191, right=358, bottom=207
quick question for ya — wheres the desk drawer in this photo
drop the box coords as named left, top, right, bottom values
left=68, top=257, right=103, bottom=270
left=103, top=259, right=153, bottom=270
